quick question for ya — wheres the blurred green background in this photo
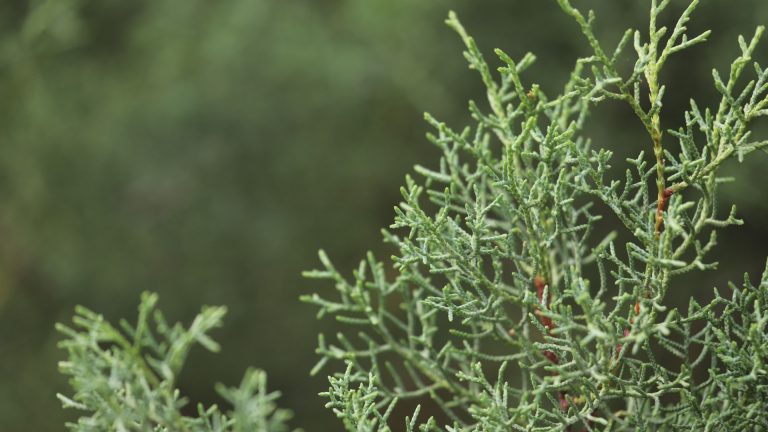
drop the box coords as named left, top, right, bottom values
left=0, top=0, right=767, bottom=430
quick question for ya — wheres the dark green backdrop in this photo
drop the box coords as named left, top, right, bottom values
left=0, top=1, right=766, bottom=430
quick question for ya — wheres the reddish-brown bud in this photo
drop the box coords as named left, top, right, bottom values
left=660, top=188, right=674, bottom=211
left=544, top=350, right=559, bottom=364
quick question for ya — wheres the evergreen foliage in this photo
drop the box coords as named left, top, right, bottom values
left=57, top=293, right=297, bottom=432
left=57, top=1, right=768, bottom=430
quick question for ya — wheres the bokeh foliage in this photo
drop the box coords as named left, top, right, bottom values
left=0, top=0, right=766, bottom=430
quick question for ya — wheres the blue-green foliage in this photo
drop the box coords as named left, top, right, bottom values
left=57, top=1, right=768, bottom=431
left=57, top=293, right=297, bottom=432
left=303, top=1, right=768, bottom=430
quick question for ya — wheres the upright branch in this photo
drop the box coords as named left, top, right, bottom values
left=645, top=0, right=710, bottom=236
left=646, top=1, right=667, bottom=236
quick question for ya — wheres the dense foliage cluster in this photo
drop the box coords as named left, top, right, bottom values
left=57, top=293, right=296, bottom=431
left=57, top=1, right=768, bottom=431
